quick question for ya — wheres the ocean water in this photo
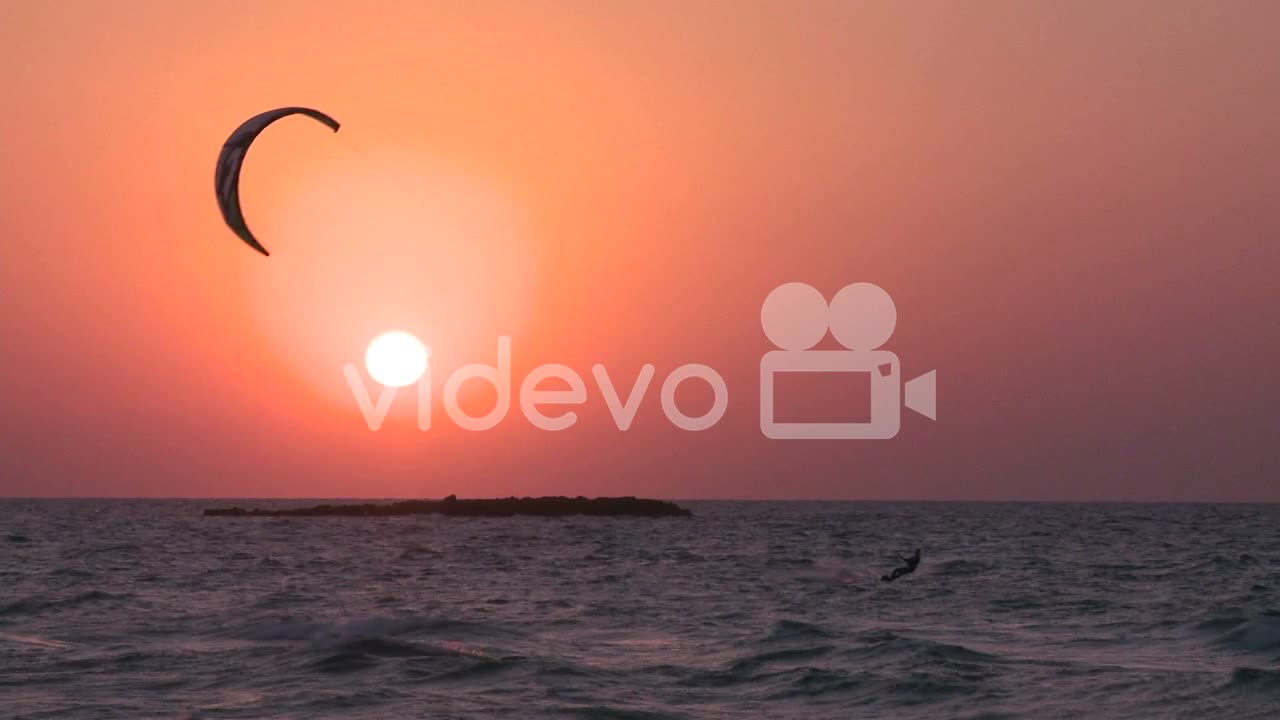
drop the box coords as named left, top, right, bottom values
left=2, top=500, right=1278, bottom=719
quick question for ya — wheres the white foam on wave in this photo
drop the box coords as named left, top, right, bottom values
left=0, top=632, right=72, bottom=649
left=244, top=616, right=426, bottom=650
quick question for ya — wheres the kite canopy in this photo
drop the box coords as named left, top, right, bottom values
left=214, top=107, right=340, bottom=256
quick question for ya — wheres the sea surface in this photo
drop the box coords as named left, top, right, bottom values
left=2, top=500, right=1278, bottom=719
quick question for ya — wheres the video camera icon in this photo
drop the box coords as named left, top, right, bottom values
left=760, top=282, right=936, bottom=440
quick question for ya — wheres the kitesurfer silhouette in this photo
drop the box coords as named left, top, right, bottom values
left=881, top=548, right=921, bottom=582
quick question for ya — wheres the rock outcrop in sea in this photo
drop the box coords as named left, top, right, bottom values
left=203, top=495, right=692, bottom=518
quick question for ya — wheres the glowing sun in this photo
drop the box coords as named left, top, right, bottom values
left=365, top=331, right=429, bottom=387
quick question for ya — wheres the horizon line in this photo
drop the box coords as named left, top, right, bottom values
left=2, top=496, right=1278, bottom=505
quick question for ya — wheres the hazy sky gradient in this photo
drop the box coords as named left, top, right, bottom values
left=1, top=1, right=1277, bottom=500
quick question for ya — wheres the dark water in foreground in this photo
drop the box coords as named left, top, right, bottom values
left=2, top=500, right=1278, bottom=719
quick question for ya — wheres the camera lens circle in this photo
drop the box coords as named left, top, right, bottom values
left=761, top=282, right=829, bottom=350
left=829, top=282, right=896, bottom=350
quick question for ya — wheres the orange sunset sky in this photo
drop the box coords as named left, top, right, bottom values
left=1, top=1, right=1277, bottom=500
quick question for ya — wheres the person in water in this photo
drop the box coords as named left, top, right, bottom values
left=881, top=548, right=921, bottom=582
